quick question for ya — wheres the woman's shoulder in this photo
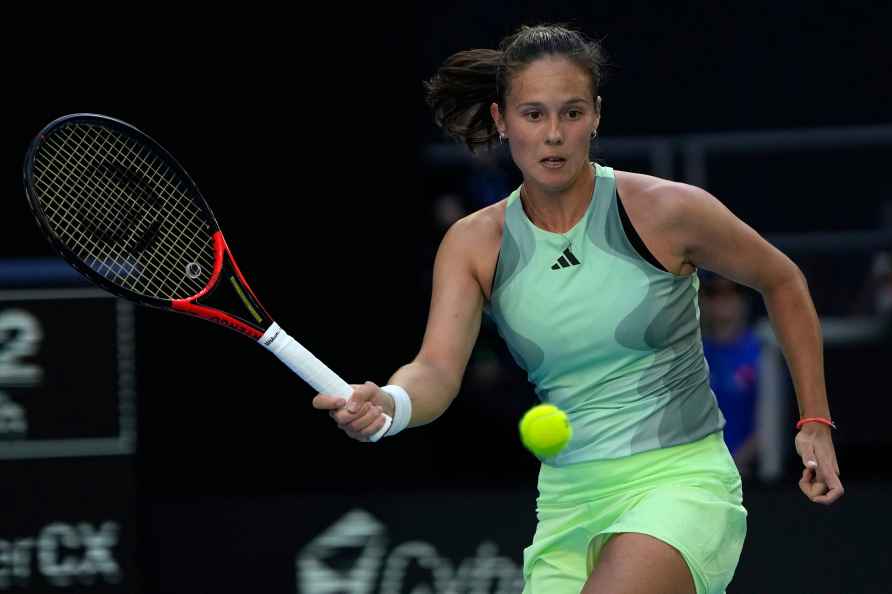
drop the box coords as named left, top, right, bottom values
left=614, top=169, right=691, bottom=200
left=447, top=198, right=507, bottom=247
left=438, top=199, right=506, bottom=295
left=613, top=169, right=706, bottom=227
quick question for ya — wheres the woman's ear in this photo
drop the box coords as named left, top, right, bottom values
left=490, top=102, right=506, bottom=137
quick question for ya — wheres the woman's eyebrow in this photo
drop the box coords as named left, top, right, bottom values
left=515, top=97, right=590, bottom=108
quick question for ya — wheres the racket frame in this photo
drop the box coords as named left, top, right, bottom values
left=23, top=113, right=271, bottom=337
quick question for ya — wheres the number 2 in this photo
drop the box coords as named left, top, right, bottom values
left=0, top=309, right=44, bottom=386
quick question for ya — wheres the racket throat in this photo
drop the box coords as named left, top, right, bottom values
left=171, top=232, right=273, bottom=339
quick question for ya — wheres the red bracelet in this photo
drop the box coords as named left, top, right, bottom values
left=796, top=417, right=837, bottom=430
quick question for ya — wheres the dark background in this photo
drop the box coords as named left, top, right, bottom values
left=1, top=2, right=891, bottom=592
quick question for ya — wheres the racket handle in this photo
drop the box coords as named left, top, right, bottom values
left=259, top=322, right=392, bottom=442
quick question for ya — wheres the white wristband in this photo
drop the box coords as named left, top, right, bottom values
left=380, top=384, right=412, bottom=437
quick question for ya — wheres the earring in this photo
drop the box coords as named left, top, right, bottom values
left=591, top=129, right=598, bottom=139
left=499, top=133, right=506, bottom=144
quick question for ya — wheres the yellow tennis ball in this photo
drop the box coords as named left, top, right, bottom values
left=519, top=404, right=572, bottom=458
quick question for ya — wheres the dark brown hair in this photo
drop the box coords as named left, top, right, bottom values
left=424, top=24, right=606, bottom=154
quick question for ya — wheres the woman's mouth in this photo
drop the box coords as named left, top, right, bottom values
left=540, top=157, right=566, bottom=169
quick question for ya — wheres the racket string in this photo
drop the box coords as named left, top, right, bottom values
left=32, top=122, right=217, bottom=299
left=86, top=132, right=201, bottom=293
left=39, top=131, right=201, bottom=292
left=114, top=137, right=217, bottom=295
left=102, top=129, right=217, bottom=295
left=44, top=133, right=155, bottom=253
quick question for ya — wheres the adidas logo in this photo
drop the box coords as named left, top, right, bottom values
left=551, top=248, right=580, bottom=270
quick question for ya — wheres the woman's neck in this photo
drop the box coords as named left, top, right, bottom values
left=520, top=164, right=596, bottom=233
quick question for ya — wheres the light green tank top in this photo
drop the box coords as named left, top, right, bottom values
left=486, top=164, right=725, bottom=465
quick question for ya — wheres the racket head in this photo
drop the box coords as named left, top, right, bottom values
left=23, top=113, right=221, bottom=307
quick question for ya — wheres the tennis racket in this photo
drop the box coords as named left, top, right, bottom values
left=23, top=113, right=391, bottom=441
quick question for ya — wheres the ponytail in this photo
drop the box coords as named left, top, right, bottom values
left=423, top=48, right=503, bottom=154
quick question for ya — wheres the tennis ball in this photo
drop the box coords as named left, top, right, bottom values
left=519, top=404, right=572, bottom=458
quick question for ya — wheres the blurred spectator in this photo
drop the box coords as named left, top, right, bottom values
left=432, top=193, right=467, bottom=232
left=852, top=251, right=892, bottom=318
left=466, top=150, right=512, bottom=209
left=699, top=273, right=760, bottom=479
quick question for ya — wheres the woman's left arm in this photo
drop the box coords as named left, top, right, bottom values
left=666, top=183, right=843, bottom=505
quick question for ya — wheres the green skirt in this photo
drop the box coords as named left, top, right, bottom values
left=522, top=431, right=747, bottom=594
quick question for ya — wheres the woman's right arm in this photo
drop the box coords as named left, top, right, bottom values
left=312, top=216, right=487, bottom=440
left=388, top=217, right=486, bottom=425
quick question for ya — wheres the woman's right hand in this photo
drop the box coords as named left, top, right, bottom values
left=312, top=381, right=394, bottom=442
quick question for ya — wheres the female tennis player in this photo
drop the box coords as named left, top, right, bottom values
left=313, top=24, right=843, bottom=594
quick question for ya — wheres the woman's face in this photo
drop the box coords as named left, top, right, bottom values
left=491, top=55, right=600, bottom=195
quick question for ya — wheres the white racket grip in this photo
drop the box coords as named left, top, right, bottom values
left=259, top=322, right=392, bottom=442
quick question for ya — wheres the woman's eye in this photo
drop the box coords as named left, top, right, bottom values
left=567, top=110, right=581, bottom=119
left=525, top=111, right=541, bottom=121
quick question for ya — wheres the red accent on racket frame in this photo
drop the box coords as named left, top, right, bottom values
left=221, top=233, right=268, bottom=313
left=171, top=231, right=265, bottom=340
